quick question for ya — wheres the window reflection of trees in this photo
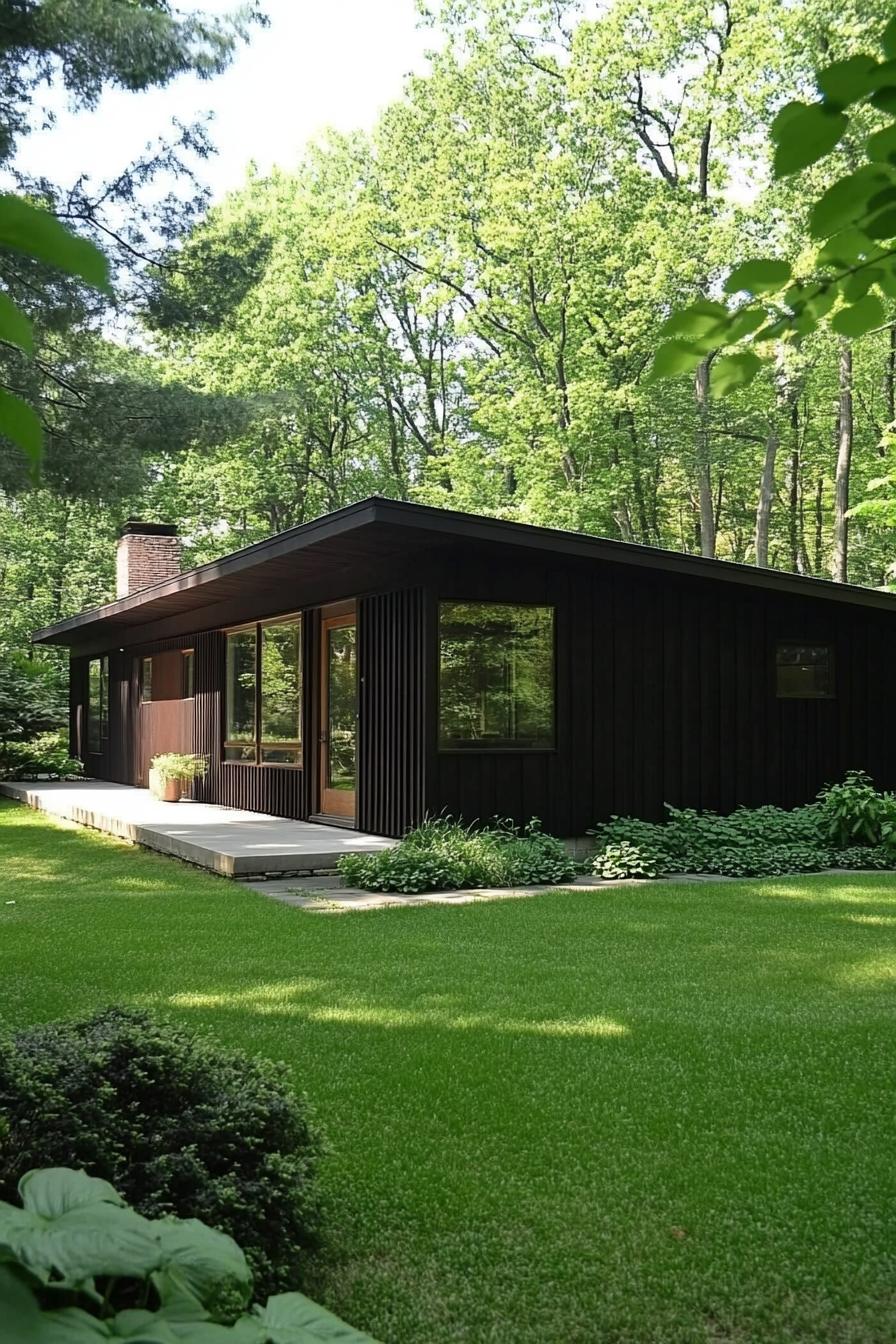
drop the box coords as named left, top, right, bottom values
left=327, top=625, right=356, bottom=790
left=439, top=603, right=554, bottom=748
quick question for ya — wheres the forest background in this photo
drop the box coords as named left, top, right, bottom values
left=4, top=0, right=896, bottom=690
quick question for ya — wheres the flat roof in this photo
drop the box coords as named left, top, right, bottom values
left=33, top=496, right=896, bottom=647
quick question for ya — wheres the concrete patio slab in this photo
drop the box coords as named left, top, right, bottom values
left=0, top=779, right=395, bottom=876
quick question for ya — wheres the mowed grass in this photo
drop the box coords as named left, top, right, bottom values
left=1, top=799, right=895, bottom=1343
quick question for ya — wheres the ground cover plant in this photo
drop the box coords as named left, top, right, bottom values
left=0, top=1165, right=377, bottom=1343
left=2, top=798, right=895, bottom=1342
left=337, top=815, right=576, bottom=893
left=591, top=771, right=896, bottom=879
left=0, top=1006, right=322, bottom=1299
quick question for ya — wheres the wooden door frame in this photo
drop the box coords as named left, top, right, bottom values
left=318, top=604, right=357, bottom=822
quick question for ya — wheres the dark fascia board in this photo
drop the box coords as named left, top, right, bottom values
left=32, top=496, right=896, bottom=646
left=372, top=498, right=896, bottom=612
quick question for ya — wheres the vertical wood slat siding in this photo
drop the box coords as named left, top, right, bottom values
left=357, top=589, right=426, bottom=838
left=428, top=557, right=896, bottom=836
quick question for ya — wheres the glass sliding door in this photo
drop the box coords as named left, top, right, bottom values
left=319, top=611, right=356, bottom=819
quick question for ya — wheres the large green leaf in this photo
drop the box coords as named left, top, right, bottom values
left=817, top=228, right=874, bottom=266
left=153, top=1219, right=251, bottom=1315
left=723, top=259, right=791, bottom=295
left=831, top=293, right=886, bottom=337
left=0, top=1199, right=162, bottom=1285
left=0, top=292, right=33, bottom=352
left=0, top=1263, right=46, bottom=1343
left=771, top=102, right=848, bottom=176
left=252, top=1292, right=382, bottom=1343
left=645, top=340, right=705, bottom=381
left=883, top=14, right=896, bottom=59
left=867, top=124, right=896, bottom=164
left=0, top=389, right=42, bottom=464
left=658, top=299, right=728, bottom=340
left=0, top=197, right=110, bottom=291
left=710, top=351, right=762, bottom=397
left=19, top=1170, right=124, bottom=1219
left=817, top=54, right=880, bottom=108
left=38, top=1308, right=113, bottom=1342
left=809, top=166, right=893, bottom=238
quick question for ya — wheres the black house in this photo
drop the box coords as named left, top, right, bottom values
left=33, top=498, right=896, bottom=838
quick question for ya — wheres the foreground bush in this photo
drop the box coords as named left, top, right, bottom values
left=590, top=772, right=896, bottom=879
left=0, top=1165, right=378, bottom=1343
left=0, top=729, right=82, bottom=780
left=0, top=1007, right=322, bottom=1299
left=339, top=816, right=577, bottom=893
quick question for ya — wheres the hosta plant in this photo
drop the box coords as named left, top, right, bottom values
left=0, top=1166, right=379, bottom=1343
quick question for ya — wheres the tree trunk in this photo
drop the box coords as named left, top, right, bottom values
left=887, top=324, right=896, bottom=432
left=814, top=476, right=824, bottom=575
left=694, top=357, right=715, bottom=556
left=832, top=341, right=853, bottom=582
left=754, top=424, right=778, bottom=568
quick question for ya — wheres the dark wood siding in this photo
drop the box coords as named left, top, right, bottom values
left=69, top=536, right=896, bottom=839
left=357, top=589, right=426, bottom=837
left=426, top=552, right=896, bottom=836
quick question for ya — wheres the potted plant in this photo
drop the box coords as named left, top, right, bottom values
left=148, top=752, right=207, bottom=802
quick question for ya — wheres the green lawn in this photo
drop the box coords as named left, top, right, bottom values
left=2, top=797, right=895, bottom=1343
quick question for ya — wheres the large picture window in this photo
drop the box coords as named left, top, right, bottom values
left=224, top=618, right=302, bottom=765
left=87, top=656, right=108, bottom=753
left=439, top=602, right=555, bottom=749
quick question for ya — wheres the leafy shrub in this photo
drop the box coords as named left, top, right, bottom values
left=0, top=1166, right=379, bottom=1343
left=339, top=849, right=466, bottom=894
left=816, top=770, right=896, bottom=850
left=0, top=729, right=82, bottom=780
left=0, top=653, right=66, bottom=741
left=338, top=815, right=577, bottom=893
left=828, top=844, right=894, bottom=870
left=0, top=1007, right=322, bottom=1300
left=150, top=751, right=208, bottom=782
left=589, top=776, right=896, bottom=879
left=594, top=840, right=663, bottom=879
left=697, top=842, right=829, bottom=879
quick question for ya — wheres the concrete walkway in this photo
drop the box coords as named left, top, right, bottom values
left=0, top=779, right=395, bottom=876
left=244, top=871, right=650, bottom=911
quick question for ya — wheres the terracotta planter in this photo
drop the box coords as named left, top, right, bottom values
left=148, top=768, right=182, bottom=802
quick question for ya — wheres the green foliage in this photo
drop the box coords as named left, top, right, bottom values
left=338, top=816, right=577, bottom=894
left=594, top=841, right=663, bottom=880
left=591, top=775, right=896, bottom=879
left=0, top=731, right=81, bottom=781
left=150, top=752, right=209, bottom=783
left=0, top=196, right=109, bottom=470
left=599, top=802, right=832, bottom=878
left=815, top=769, right=896, bottom=848
left=0, top=1007, right=323, bottom=1300
left=0, top=655, right=66, bottom=740
left=0, top=1165, right=379, bottom=1343
left=650, top=10, right=896, bottom=391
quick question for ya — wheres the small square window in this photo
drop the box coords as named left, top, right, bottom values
left=776, top=643, right=834, bottom=698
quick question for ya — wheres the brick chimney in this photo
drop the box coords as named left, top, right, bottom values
left=116, top=521, right=182, bottom=598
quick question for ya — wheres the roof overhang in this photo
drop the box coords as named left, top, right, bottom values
left=33, top=497, right=896, bottom=649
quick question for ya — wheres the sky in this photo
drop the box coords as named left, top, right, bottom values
left=16, top=0, right=433, bottom=203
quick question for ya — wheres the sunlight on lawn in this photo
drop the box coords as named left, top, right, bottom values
left=163, top=982, right=629, bottom=1038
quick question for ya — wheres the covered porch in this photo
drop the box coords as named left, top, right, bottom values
left=0, top=779, right=395, bottom=877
